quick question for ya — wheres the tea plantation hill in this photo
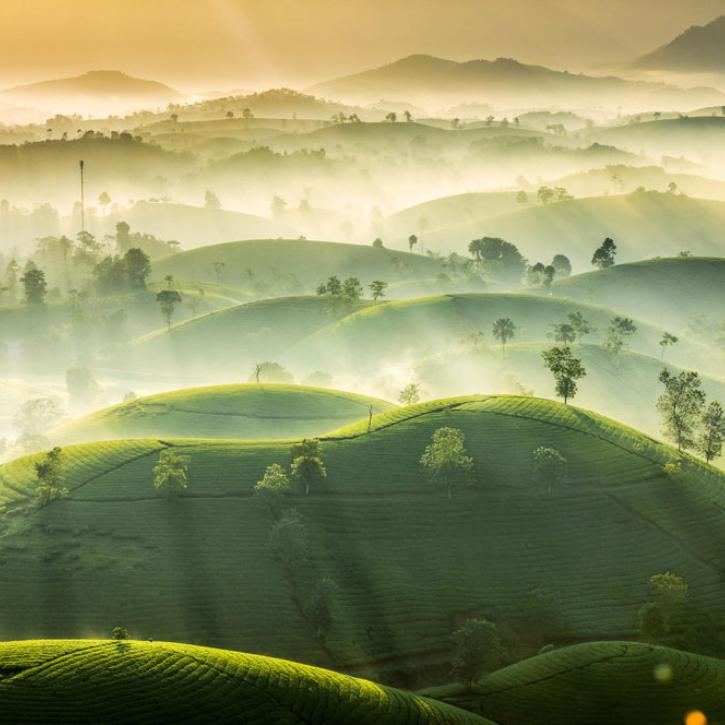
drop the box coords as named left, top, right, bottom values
left=549, top=256, right=725, bottom=332
left=404, top=190, right=725, bottom=266
left=0, top=640, right=489, bottom=725
left=46, top=384, right=394, bottom=445
left=1, top=396, right=725, bottom=686
left=151, top=238, right=445, bottom=291
left=130, top=295, right=373, bottom=376
left=424, top=641, right=725, bottom=725
left=414, top=343, right=725, bottom=441
left=281, top=292, right=719, bottom=377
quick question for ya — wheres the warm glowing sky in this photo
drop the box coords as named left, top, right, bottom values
left=0, top=0, right=722, bottom=90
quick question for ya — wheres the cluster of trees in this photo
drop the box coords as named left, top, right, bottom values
left=317, top=275, right=389, bottom=305
left=657, top=370, right=724, bottom=462
left=255, top=440, right=337, bottom=642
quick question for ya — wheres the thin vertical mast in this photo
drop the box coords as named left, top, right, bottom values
left=79, top=159, right=86, bottom=232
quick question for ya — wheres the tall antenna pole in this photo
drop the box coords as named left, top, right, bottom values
left=79, top=159, right=86, bottom=233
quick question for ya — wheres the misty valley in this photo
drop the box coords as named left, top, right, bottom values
left=0, top=6, right=725, bottom=725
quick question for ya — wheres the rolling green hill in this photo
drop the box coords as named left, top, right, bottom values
left=48, top=384, right=393, bottom=445
left=1, top=396, right=724, bottom=687
left=426, top=641, right=725, bottom=725
left=382, top=191, right=524, bottom=241
left=0, top=640, right=487, bottom=724
left=282, top=293, right=718, bottom=377
left=414, top=343, right=725, bottom=442
left=415, top=190, right=725, bottom=267
left=550, top=256, right=725, bottom=332
left=130, top=295, right=372, bottom=376
left=151, top=238, right=444, bottom=292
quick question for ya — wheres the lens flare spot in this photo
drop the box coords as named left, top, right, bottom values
left=654, top=663, right=672, bottom=683
left=685, top=711, right=707, bottom=725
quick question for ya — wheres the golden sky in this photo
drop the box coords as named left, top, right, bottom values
left=0, top=0, right=722, bottom=90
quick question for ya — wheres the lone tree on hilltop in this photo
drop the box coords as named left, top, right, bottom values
left=255, top=463, right=291, bottom=515
left=657, top=369, right=705, bottom=452
left=369, top=280, right=388, bottom=301
left=408, top=234, right=418, bottom=252
left=290, top=439, right=326, bottom=496
left=153, top=449, right=190, bottom=497
left=696, top=401, right=725, bottom=464
left=541, top=346, right=586, bottom=405
left=34, top=446, right=68, bottom=505
left=112, top=626, right=129, bottom=641
left=591, top=237, right=617, bottom=269
left=533, top=446, right=567, bottom=494
left=659, top=332, right=679, bottom=361
left=398, top=383, right=421, bottom=406
left=493, top=318, right=516, bottom=355
left=420, top=427, right=474, bottom=499
left=451, top=618, right=503, bottom=687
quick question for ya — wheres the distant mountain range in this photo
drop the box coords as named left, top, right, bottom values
left=1, top=70, right=182, bottom=114
left=634, top=15, right=725, bottom=73
left=310, top=54, right=723, bottom=109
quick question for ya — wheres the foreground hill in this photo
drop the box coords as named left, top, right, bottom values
left=0, top=640, right=486, bottom=725
left=418, top=190, right=725, bottom=266
left=634, top=15, right=725, bottom=73
left=426, top=641, right=725, bottom=725
left=309, top=54, right=722, bottom=108
left=152, top=238, right=444, bottom=291
left=550, top=256, right=725, bottom=331
left=48, top=385, right=393, bottom=445
left=0, top=397, right=724, bottom=686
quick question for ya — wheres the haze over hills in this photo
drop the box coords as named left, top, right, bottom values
left=0, top=70, right=182, bottom=115
left=635, top=15, right=725, bottom=73
left=310, top=54, right=724, bottom=110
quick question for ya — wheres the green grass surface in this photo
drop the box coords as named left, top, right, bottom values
left=413, top=342, right=725, bottom=444
left=550, top=256, right=725, bottom=331
left=415, top=190, right=725, bottom=267
left=0, top=639, right=489, bottom=724
left=48, top=384, right=394, bottom=445
left=283, top=292, right=718, bottom=376
left=425, top=641, right=725, bottom=725
left=152, top=238, right=443, bottom=291
left=1, top=396, right=724, bottom=686
left=131, top=295, right=371, bottom=376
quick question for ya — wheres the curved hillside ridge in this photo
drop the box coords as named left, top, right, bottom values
left=411, top=342, right=725, bottom=441
left=1, top=397, right=725, bottom=677
left=424, top=641, right=725, bottom=725
left=132, top=294, right=369, bottom=348
left=282, top=292, right=716, bottom=375
left=550, top=256, right=725, bottom=329
left=0, top=640, right=490, bottom=725
left=47, top=384, right=394, bottom=445
left=2, top=396, right=714, bottom=506
left=151, top=237, right=443, bottom=289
